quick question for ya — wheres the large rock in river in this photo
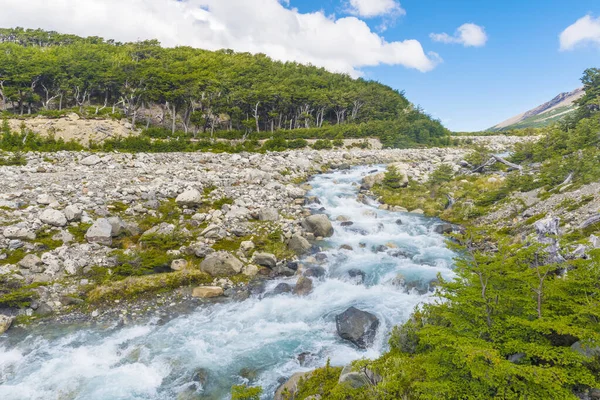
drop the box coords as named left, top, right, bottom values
left=288, top=234, right=311, bottom=255
left=335, top=306, right=379, bottom=349
left=301, top=214, right=334, bottom=238
left=0, top=314, right=14, bottom=334
left=200, top=252, right=244, bottom=276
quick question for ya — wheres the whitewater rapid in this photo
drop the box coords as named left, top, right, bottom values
left=0, top=165, right=456, bottom=400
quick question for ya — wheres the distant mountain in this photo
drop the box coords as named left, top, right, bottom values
left=491, top=88, right=584, bottom=131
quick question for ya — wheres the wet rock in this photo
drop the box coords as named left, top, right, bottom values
left=40, top=209, right=67, bottom=227
left=339, top=244, right=353, bottom=251
left=433, top=223, right=453, bottom=234
left=315, top=253, right=328, bottom=262
left=192, top=286, right=224, bottom=298
left=0, top=314, right=14, bottom=334
left=252, top=252, right=277, bottom=269
left=176, top=189, right=202, bottom=206
left=348, top=269, right=366, bottom=284
left=340, top=221, right=354, bottom=227
left=85, top=218, right=113, bottom=245
left=288, top=234, right=311, bottom=255
left=293, top=276, right=313, bottom=296
left=302, top=214, right=334, bottom=237
left=410, top=209, right=424, bottom=215
left=271, top=282, right=293, bottom=295
left=395, top=219, right=403, bottom=225
left=200, top=252, right=243, bottom=276
left=304, top=266, right=326, bottom=278
left=297, top=351, right=314, bottom=366
left=335, top=306, right=380, bottom=349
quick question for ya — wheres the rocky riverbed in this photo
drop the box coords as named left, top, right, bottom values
left=0, top=137, right=524, bottom=333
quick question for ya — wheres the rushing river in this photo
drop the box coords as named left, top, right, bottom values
left=0, top=166, right=456, bottom=400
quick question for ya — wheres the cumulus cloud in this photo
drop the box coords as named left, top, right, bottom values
left=0, top=0, right=439, bottom=76
left=346, top=0, right=405, bottom=18
left=430, top=23, right=488, bottom=47
left=559, top=15, right=600, bottom=50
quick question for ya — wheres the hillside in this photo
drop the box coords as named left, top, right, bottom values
left=491, top=87, right=584, bottom=130
left=0, top=28, right=449, bottom=148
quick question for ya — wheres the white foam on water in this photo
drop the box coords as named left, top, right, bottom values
left=0, top=165, right=456, bottom=399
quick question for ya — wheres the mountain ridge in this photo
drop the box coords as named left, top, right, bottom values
left=491, top=87, right=584, bottom=130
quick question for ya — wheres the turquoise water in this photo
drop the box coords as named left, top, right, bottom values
left=0, top=165, right=455, bottom=399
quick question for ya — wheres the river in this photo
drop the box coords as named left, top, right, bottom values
left=0, top=165, right=456, bottom=399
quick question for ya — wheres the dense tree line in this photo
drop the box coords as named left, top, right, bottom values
left=0, top=28, right=449, bottom=147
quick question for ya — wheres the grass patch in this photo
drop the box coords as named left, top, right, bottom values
left=33, top=229, right=63, bottom=250
left=86, top=269, right=212, bottom=303
left=68, top=222, right=93, bottom=242
left=524, top=212, right=547, bottom=225
left=0, top=248, right=27, bottom=265
left=0, top=278, right=46, bottom=308
left=212, top=197, right=234, bottom=209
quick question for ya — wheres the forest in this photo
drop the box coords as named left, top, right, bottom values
left=0, top=28, right=449, bottom=148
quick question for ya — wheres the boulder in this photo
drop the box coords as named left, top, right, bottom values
left=63, top=205, right=83, bottom=222
left=85, top=218, right=113, bottom=245
left=433, top=223, right=453, bottom=234
left=3, top=226, right=35, bottom=240
left=40, top=209, right=67, bottom=227
left=293, top=276, right=313, bottom=296
left=36, top=194, right=56, bottom=205
left=338, top=365, right=370, bottom=389
left=302, top=214, right=334, bottom=238
left=192, top=286, right=224, bottom=298
left=107, top=216, right=126, bottom=237
left=242, top=264, right=259, bottom=277
left=143, top=222, right=175, bottom=237
left=251, top=252, right=277, bottom=268
left=258, top=207, right=279, bottom=221
left=240, top=240, right=255, bottom=255
left=0, top=314, right=14, bottom=334
left=176, top=189, right=202, bottom=206
left=171, top=259, right=188, bottom=271
left=200, top=252, right=244, bottom=276
left=274, top=371, right=312, bottom=400
left=18, top=254, right=44, bottom=272
left=271, top=282, right=293, bottom=295
left=571, top=341, right=600, bottom=359
left=335, top=306, right=379, bottom=349
left=80, top=154, right=102, bottom=166
left=288, top=234, right=311, bottom=255
left=361, top=172, right=385, bottom=190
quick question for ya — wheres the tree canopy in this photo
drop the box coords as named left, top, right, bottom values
left=0, top=28, right=449, bottom=147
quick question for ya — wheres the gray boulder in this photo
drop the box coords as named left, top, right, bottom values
left=288, top=234, right=311, bottom=255
left=0, top=315, right=14, bottom=334
left=293, top=276, right=313, bottom=296
left=3, top=226, right=35, bottom=240
left=63, top=205, right=83, bottom=222
left=85, top=218, right=113, bottom=245
left=80, top=154, right=102, bottom=166
left=200, top=252, right=244, bottom=276
left=18, top=254, right=44, bottom=272
left=176, top=189, right=202, bottom=206
left=302, top=214, right=334, bottom=238
left=335, top=306, right=379, bottom=349
left=40, top=209, right=67, bottom=227
left=251, top=252, right=277, bottom=268
left=433, top=223, right=453, bottom=234
left=338, top=364, right=381, bottom=389
left=258, top=207, right=279, bottom=221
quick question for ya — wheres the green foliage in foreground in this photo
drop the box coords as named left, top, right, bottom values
left=294, top=234, right=600, bottom=399
left=231, top=385, right=263, bottom=400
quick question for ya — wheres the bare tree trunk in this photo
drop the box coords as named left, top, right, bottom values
left=253, top=102, right=260, bottom=133
left=171, top=103, right=177, bottom=134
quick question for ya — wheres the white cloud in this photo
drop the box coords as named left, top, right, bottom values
left=346, top=0, right=405, bottom=18
left=559, top=15, right=600, bottom=50
left=430, top=23, right=488, bottom=47
left=0, top=0, right=439, bottom=76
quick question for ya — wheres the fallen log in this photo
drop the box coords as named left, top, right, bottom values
left=491, top=155, right=522, bottom=171
left=471, top=157, right=496, bottom=173
left=580, top=214, right=600, bottom=230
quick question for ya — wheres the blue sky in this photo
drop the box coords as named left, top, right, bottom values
left=293, top=0, right=600, bottom=131
left=2, top=0, right=598, bottom=131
